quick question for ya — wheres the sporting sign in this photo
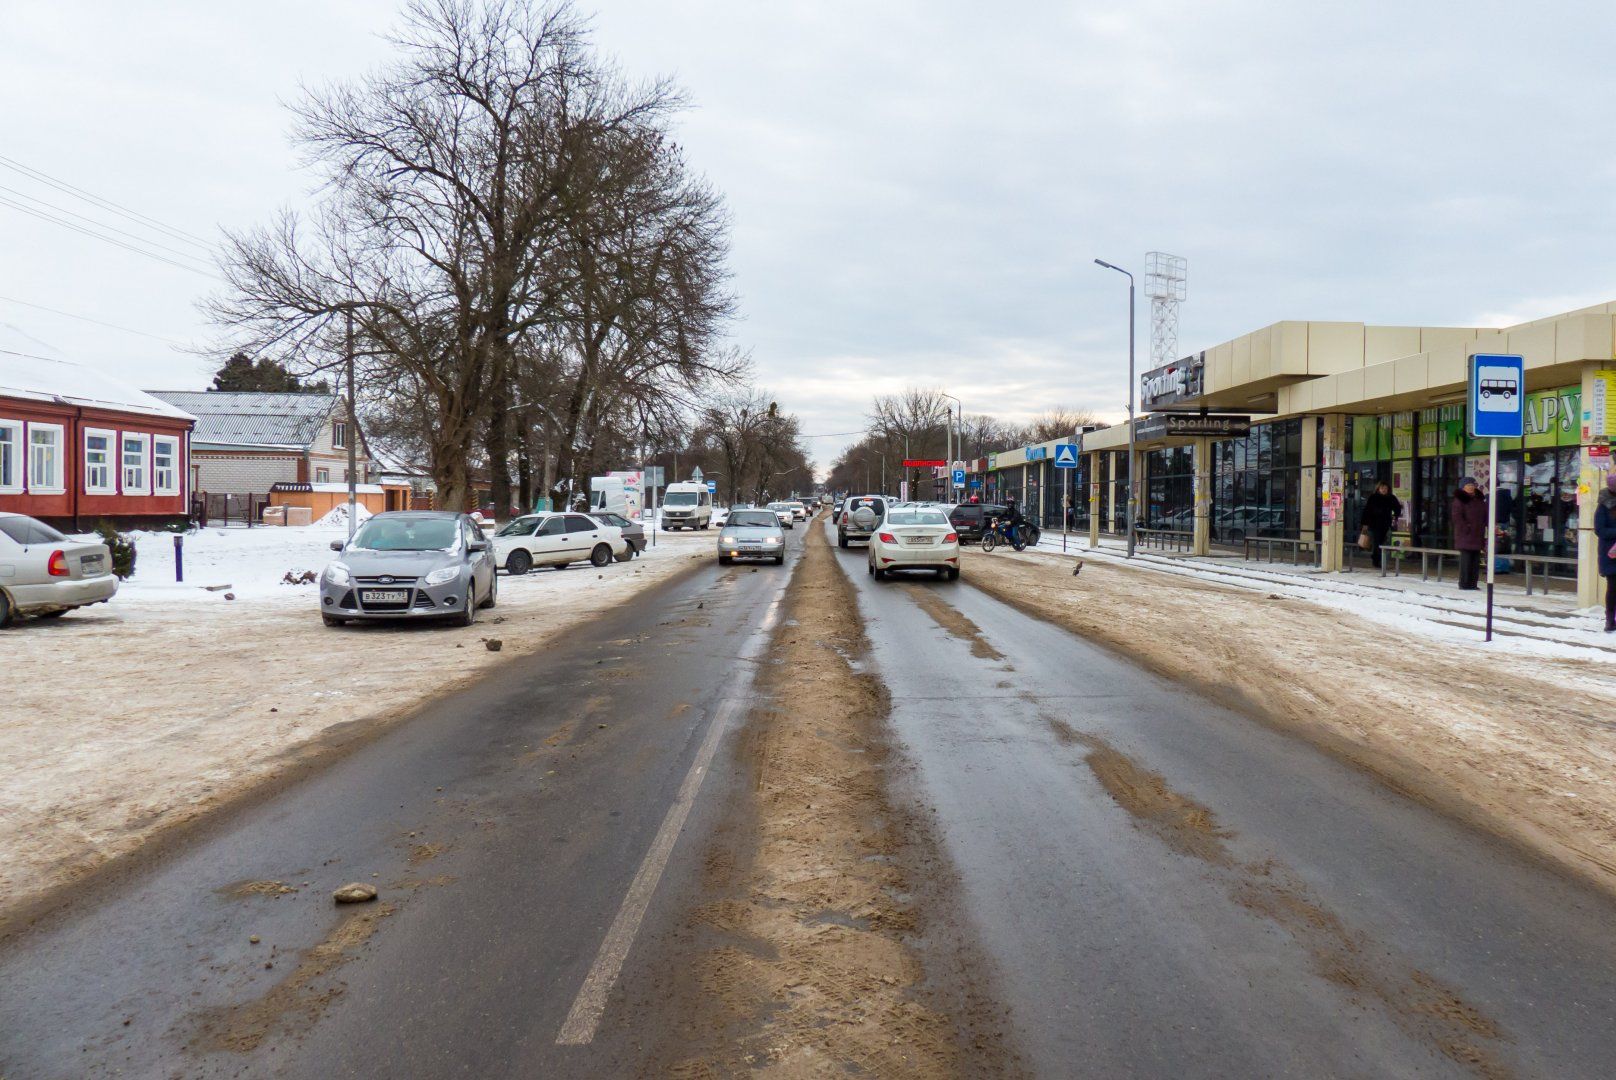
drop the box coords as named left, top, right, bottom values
left=1053, top=442, right=1079, bottom=468
left=1469, top=354, right=1525, bottom=439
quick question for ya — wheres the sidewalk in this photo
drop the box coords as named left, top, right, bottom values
left=1025, top=532, right=1611, bottom=658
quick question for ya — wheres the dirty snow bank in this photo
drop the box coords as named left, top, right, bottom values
left=0, top=524, right=711, bottom=932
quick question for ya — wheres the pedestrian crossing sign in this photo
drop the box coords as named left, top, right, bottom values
left=1053, top=442, right=1079, bottom=468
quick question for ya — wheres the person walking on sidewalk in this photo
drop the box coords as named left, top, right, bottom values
left=1452, top=477, right=1488, bottom=591
left=1360, top=481, right=1402, bottom=568
left=1596, top=472, right=1616, bottom=632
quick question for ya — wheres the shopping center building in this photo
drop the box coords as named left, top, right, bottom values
left=980, top=302, right=1616, bottom=605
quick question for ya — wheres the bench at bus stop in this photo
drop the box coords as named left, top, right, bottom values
left=1380, top=545, right=1578, bottom=595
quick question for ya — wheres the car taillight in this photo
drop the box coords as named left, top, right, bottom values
left=878, top=532, right=896, bottom=544
left=944, top=532, right=958, bottom=543
left=48, top=550, right=70, bottom=577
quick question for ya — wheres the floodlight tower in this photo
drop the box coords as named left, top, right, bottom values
left=1144, top=252, right=1187, bottom=369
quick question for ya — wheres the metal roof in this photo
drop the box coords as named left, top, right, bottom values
left=146, top=391, right=339, bottom=449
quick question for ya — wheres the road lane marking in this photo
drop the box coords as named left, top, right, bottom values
left=555, top=588, right=786, bottom=1046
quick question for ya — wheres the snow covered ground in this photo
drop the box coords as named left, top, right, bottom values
left=0, top=522, right=712, bottom=931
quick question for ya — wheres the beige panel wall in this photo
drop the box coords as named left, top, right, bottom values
left=1305, top=321, right=1366, bottom=375
left=1365, top=326, right=1422, bottom=365
left=1275, top=322, right=1309, bottom=377
left=1419, top=327, right=1480, bottom=353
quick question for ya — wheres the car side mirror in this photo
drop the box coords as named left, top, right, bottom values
left=468, top=540, right=489, bottom=553
left=329, top=540, right=344, bottom=552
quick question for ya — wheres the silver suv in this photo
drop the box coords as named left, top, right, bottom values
left=836, top=495, right=888, bottom=548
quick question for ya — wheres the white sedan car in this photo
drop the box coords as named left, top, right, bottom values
left=0, top=512, right=118, bottom=626
left=492, top=511, right=629, bottom=574
left=766, top=502, right=796, bottom=529
left=867, top=506, right=960, bottom=581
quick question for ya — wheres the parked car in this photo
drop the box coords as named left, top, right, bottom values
left=590, top=512, right=645, bottom=559
left=868, top=506, right=960, bottom=580
left=766, top=501, right=796, bottom=529
left=837, top=495, right=889, bottom=547
left=717, top=508, right=787, bottom=566
left=946, top=502, right=1008, bottom=544
left=321, top=511, right=496, bottom=628
left=0, top=512, right=118, bottom=627
left=493, top=512, right=629, bottom=574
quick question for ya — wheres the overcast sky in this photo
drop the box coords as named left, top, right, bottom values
left=5, top=0, right=1616, bottom=469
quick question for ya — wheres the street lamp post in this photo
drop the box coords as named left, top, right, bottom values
left=1094, top=258, right=1137, bottom=558
left=940, top=392, right=962, bottom=504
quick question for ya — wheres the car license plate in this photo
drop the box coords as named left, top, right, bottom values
left=904, top=536, right=931, bottom=545
left=362, top=590, right=409, bottom=604
left=81, top=555, right=104, bottom=572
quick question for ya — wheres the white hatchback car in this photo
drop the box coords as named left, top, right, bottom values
left=493, top=512, right=629, bottom=574
left=0, top=512, right=118, bottom=626
left=867, top=506, right=960, bottom=581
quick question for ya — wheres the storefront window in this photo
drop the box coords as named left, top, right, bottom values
left=1143, top=446, right=1194, bottom=532
left=1211, top=419, right=1303, bottom=543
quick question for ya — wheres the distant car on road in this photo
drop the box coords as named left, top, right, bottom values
left=493, top=512, right=628, bottom=574
left=717, top=508, right=786, bottom=565
left=590, top=512, right=645, bottom=559
left=947, top=503, right=1008, bottom=545
left=868, top=506, right=960, bottom=581
left=0, top=512, right=118, bottom=628
left=787, top=501, right=809, bottom=521
left=766, top=502, right=796, bottom=529
left=660, top=482, right=714, bottom=530
left=321, top=511, right=496, bottom=628
left=838, top=495, right=889, bottom=547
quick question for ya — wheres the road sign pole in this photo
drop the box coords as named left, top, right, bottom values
left=1063, top=467, right=1070, bottom=553
left=1486, top=437, right=1498, bottom=642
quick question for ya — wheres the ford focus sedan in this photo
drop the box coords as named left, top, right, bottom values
left=717, top=508, right=786, bottom=565
left=867, top=506, right=960, bottom=581
left=320, top=511, right=495, bottom=627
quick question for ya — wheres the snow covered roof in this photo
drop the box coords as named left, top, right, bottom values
left=146, top=390, right=339, bottom=449
left=0, top=324, right=196, bottom=422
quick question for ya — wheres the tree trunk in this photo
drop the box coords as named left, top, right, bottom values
left=486, top=379, right=512, bottom=521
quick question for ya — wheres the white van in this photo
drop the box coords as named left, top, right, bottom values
left=660, top=482, right=714, bottom=530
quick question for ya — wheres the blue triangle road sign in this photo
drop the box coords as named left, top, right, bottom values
left=1053, top=442, right=1079, bottom=468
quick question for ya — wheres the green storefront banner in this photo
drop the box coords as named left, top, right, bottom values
left=1354, top=387, right=1582, bottom=461
left=1417, top=404, right=1465, bottom=457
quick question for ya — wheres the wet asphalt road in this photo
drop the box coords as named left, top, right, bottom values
left=832, top=522, right=1616, bottom=1079
left=0, top=525, right=803, bottom=1079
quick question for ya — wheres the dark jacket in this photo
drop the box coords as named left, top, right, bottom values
left=1360, top=490, right=1402, bottom=533
left=1451, top=489, right=1488, bottom=551
left=1596, top=489, right=1616, bottom=577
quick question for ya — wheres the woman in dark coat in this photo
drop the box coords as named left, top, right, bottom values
left=1451, top=477, right=1488, bottom=590
left=1596, top=472, right=1616, bottom=632
left=1359, top=481, right=1402, bottom=567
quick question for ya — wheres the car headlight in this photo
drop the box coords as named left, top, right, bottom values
left=325, top=563, right=352, bottom=587
left=424, top=566, right=460, bottom=587
left=720, top=533, right=737, bottom=544
left=763, top=537, right=781, bottom=545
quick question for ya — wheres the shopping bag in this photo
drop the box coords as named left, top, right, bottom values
left=1357, top=527, right=1373, bottom=551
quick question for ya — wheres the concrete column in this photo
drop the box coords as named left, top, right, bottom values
left=1577, top=365, right=1613, bottom=606
left=1192, top=437, right=1211, bottom=555
left=1318, top=414, right=1347, bottom=571
left=1088, top=452, right=1101, bottom=548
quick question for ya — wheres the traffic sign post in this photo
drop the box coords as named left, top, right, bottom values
left=1468, top=354, right=1525, bottom=642
left=1053, top=442, right=1079, bottom=553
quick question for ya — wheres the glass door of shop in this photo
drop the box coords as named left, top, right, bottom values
left=1520, top=448, right=1580, bottom=567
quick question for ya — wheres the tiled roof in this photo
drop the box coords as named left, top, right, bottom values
left=146, top=391, right=338, bottom=449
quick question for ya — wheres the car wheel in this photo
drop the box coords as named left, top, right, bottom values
left=0, top=590, right=11, bottom=628
left=456, top=590, right=478, bottom=627
left=590, top=544, right=613, bottom=568
left=947, top=567, right=960, bottom=581
left=506, top=549, right=532, bottom=576
left=615, top=548, right=633, bottom=563
left=719, top=555, right=733, bottom=566
left=838, top=532, right=848, bottom=548
left=867, top=560, right=874, bottom=576
left=480, top=577, right=497, bottom=609
left=322, top=614, right=347, bottom=627
left=774, top=555, right=785, bottom=565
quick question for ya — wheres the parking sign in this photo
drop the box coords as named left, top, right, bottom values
left=1468, top=354, right=1525, bottom=438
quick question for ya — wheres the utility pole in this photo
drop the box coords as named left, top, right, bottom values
left=1095, top=259, right=1137, bottom=558
left=345, top=310, right=358, bottom=543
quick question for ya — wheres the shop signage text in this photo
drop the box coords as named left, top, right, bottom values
left=1134, top=413, right=1251, bottom=440
left=902, top=459, right=946, bottom=468
left=1140, top=352, right=1206, bottom=410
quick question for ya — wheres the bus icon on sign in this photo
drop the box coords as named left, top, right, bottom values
left=1476, top=366, right=1519, bottom=411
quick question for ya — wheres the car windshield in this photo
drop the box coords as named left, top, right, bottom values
left=768, top=503, right=790, bottom=510
left=728, top=511, right=778, bottom=528
left=351, top=517, right=460, bottom=551
left=665, top=492, right=699, bottom=506
left=496, top=516, right=540, bottom=537
left=888, top=510, right=949, bottom=526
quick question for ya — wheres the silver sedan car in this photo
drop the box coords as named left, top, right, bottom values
left=320, top=511, right=496, bottom=627
left=716, top=508, right=787, bottom=565
left=0, top=512, right=117, bottom=627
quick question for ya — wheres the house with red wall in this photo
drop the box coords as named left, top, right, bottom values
left=0, top=327, right=196, bottom=529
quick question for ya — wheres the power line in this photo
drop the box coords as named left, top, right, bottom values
left=0, top=152, right=213, bottom=250
left=800, top=429, right=867, bottom=438
left=0, top=194, right=222, bottom=280
left=0, top=182, right=219, bottom=265
left=0, top=293, right=192, bottom=347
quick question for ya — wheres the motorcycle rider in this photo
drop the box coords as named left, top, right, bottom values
left=1004, top=498, right=1027, bottom=549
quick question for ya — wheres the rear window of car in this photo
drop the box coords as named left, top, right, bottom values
left=0, top=516, right=67, bottom=544
left=847, top=498, right=885, bottom=514
left=728, top=511, right=777, bottom=528
left=565, top=515, right=599, bottom=533
left=889, top=510, right=949, bottom=525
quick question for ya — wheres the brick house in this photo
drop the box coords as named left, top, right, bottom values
left=146, top=391, right=377, bottom=498
left=1, top=327, right=196, bottom=529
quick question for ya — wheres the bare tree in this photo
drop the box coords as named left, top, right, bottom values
left=1017, top=407, right=1100, bottom=445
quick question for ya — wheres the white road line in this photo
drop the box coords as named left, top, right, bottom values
left=555, top=588, right=786, bottom=1046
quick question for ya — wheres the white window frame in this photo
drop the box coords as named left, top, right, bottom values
left=331, top=421, right=348, bottom=450
left=315, top=467, right=331, bottom=484
left=84, top=427, right=117, bottom=494
left=0, top=419, right=21, bottom=494
left=121, top=432, right=151, bottom=497
left=26, top=422, right=65, bottom=495
left=152, top=435, right=180, bottom=496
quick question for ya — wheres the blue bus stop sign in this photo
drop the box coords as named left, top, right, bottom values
left=706, top=480, right=717, bottom=493
left=1053, top=442, right=1079, bottom=468
left=1469, top=354, right=1525, bottom=439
